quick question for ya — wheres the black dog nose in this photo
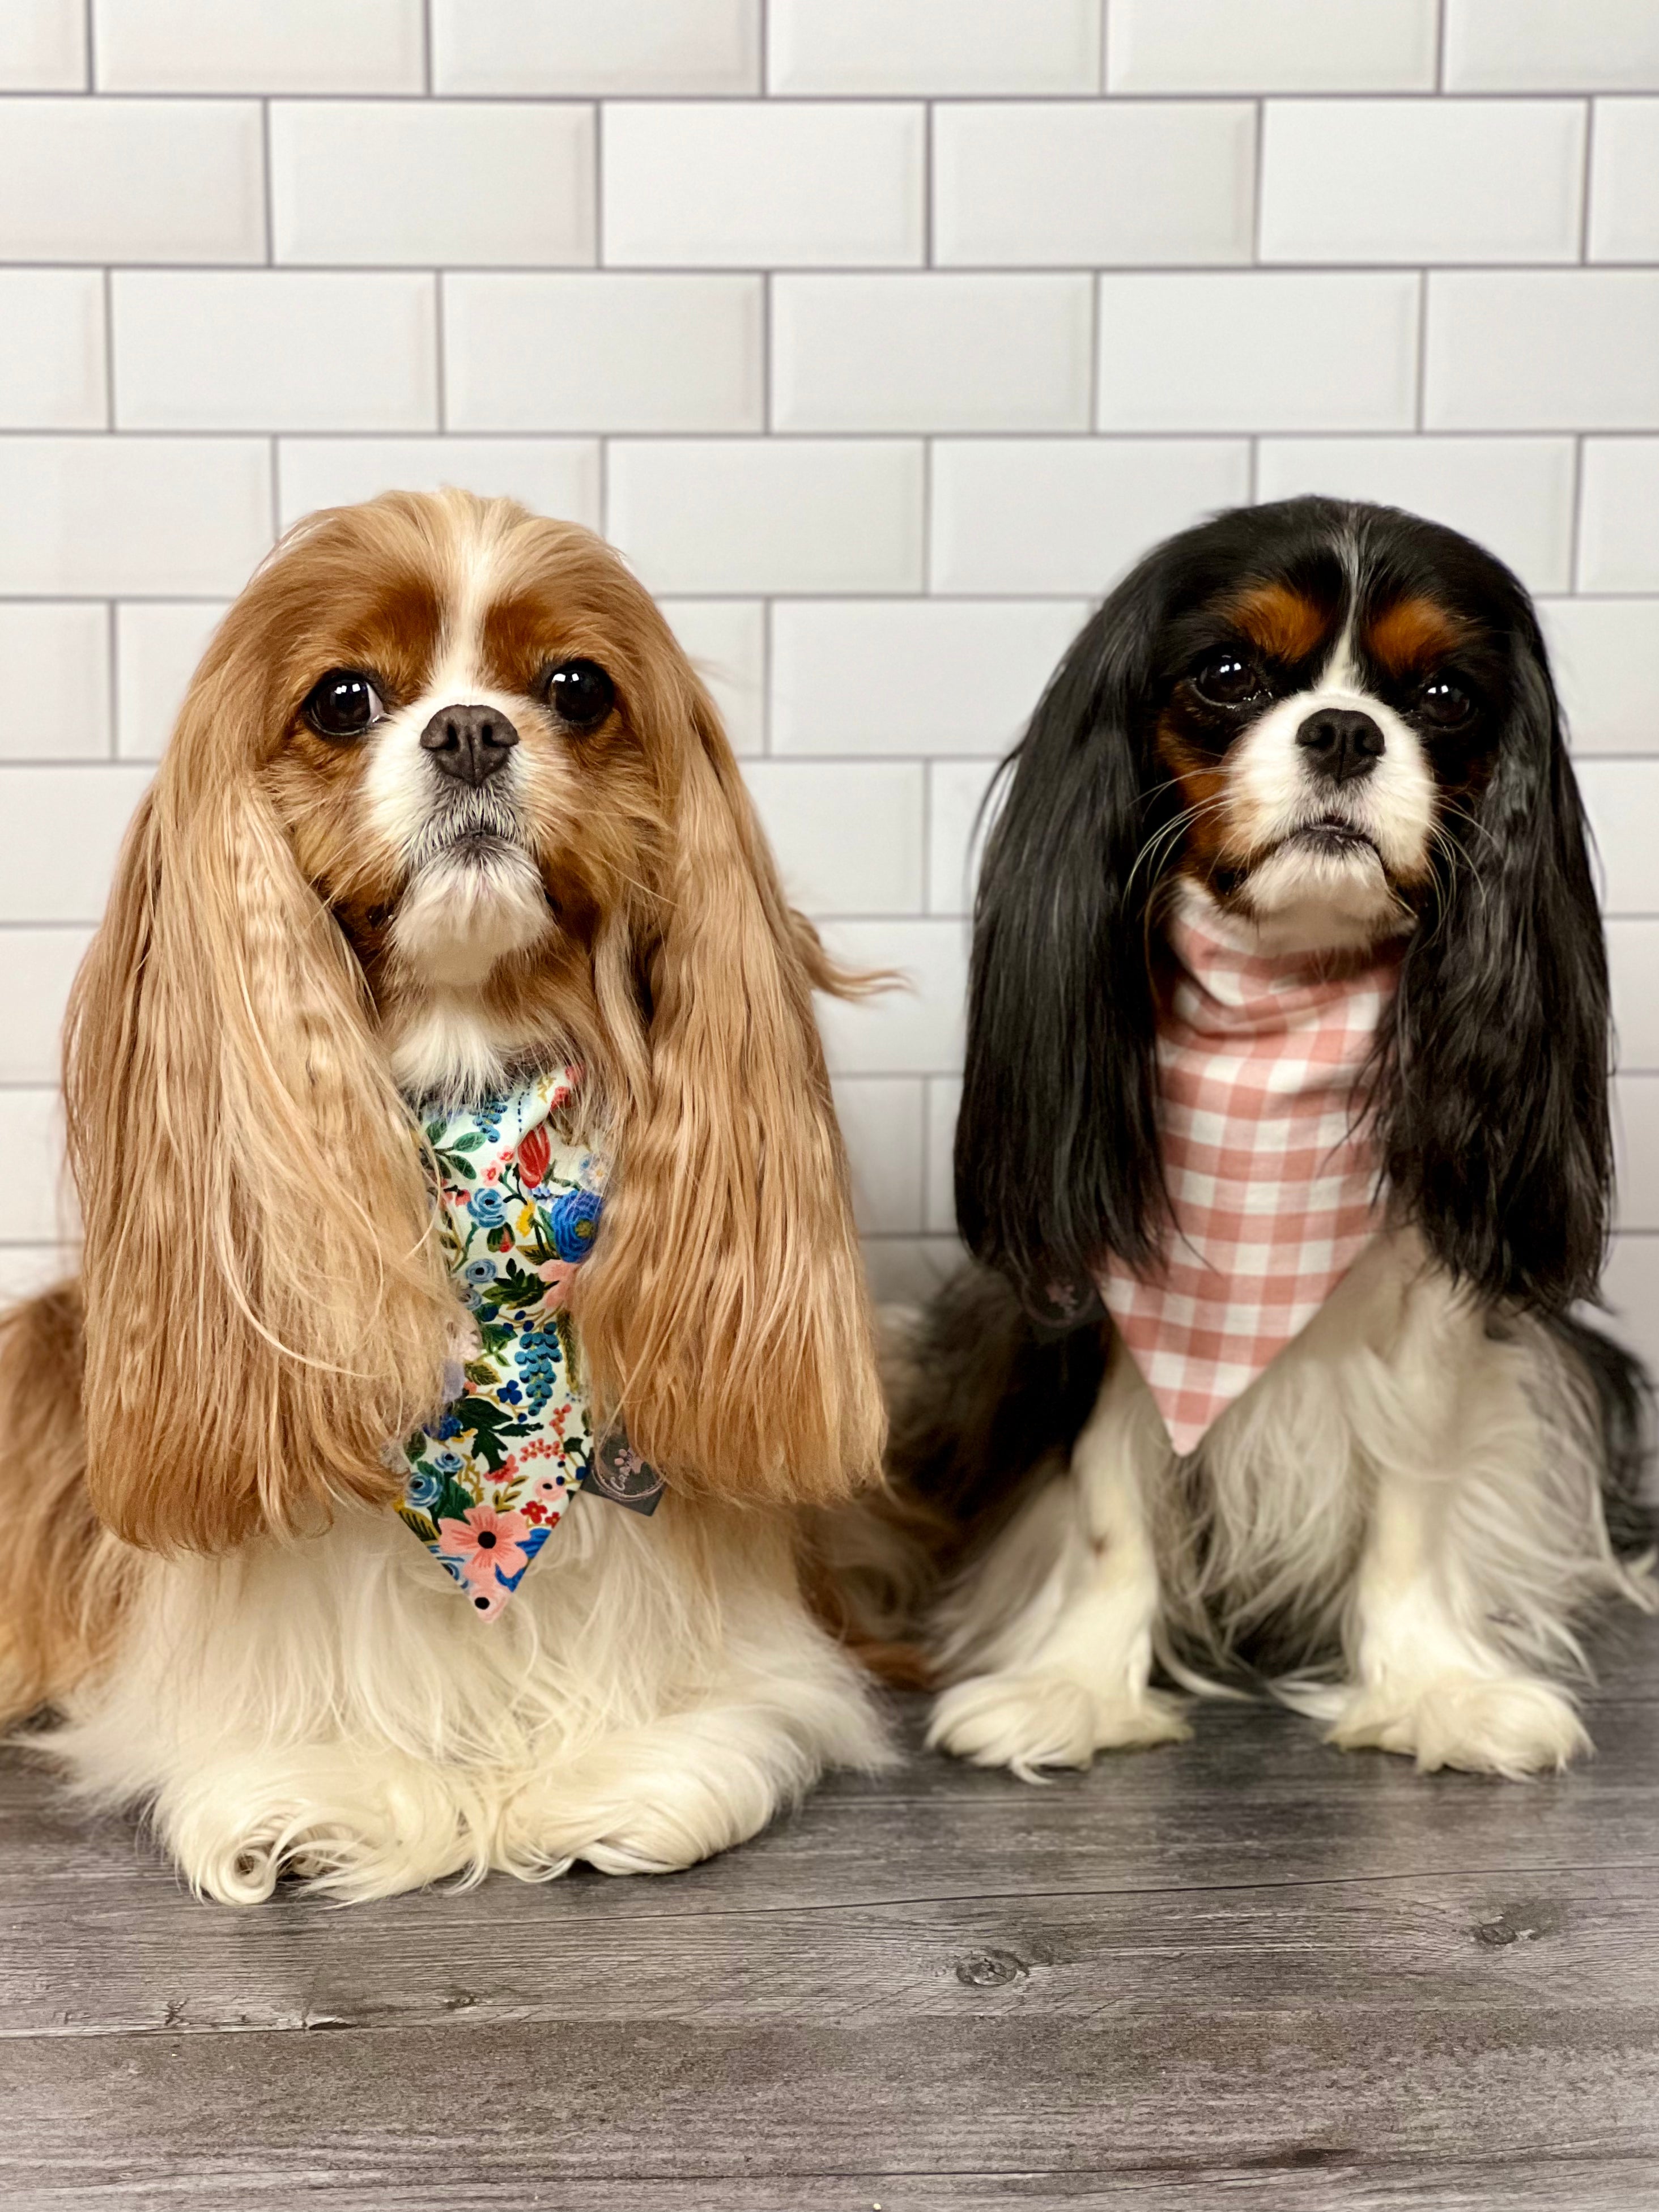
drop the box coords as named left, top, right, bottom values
left=419, top=703, right=518, bottom=786
left=1295, top=707, right=1385, bottom=784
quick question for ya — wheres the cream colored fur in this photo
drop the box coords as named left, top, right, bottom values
left=930, top=1235, right=1653, bottom=1780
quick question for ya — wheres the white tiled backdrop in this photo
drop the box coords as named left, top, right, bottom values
left=2, top=0, right=1657, bottom=1368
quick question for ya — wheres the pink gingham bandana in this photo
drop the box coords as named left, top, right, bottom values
left=1098, top=913, right=1400, bottom=1455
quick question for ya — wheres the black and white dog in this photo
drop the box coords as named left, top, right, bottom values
left=884, top=498, right=1653, bottom=1780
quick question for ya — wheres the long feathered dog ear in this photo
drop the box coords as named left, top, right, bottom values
left=1378, top=625, right=1612, bottom=1309
left=578, top=664, right=884, bottom=1507
left=65, top=642, right=456, bottom=1555
left=955, top=570, right=1172, bottom=1317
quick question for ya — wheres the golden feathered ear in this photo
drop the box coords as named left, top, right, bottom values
left=578, top=667, right=885, bottom=1507
left=65, top=638, right=456, bottom=1555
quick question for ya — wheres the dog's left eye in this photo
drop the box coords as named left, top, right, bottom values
left=543, top=659, right=616, bottom=728
left=304, top=670, right=386, bottom=741
left=1191, top=653, right=1267, bottom=708
left=1417, top=677, right=1475, bottom=729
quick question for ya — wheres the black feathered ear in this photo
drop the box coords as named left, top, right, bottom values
left=1379, top=625, right=1612, bottom=1310
left=954, top=572, right=1173, bottom=1317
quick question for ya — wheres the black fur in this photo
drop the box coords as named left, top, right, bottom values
left=955, top=497, right=1615, bottom=1320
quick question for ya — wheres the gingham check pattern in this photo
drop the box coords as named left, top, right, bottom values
left=1098, top=914, right=1401, bottom=1456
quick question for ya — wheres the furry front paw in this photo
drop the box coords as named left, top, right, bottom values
left=1326, top=1674, right=1589, bottom=1777
left=927, top=1670, right=1190, bottom=1779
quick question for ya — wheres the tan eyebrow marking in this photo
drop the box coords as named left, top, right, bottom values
left=1366, top=594, right=1469, bottom=678
left=1223, top=580, right=1331, bottom=666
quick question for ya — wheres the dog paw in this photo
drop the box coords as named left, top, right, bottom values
left=1326, top=1673, right=1589, bottom=1777
left=926, top=1670, right=1190, bottom=1779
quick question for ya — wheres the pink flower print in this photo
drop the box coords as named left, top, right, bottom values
left=436, top=1504, right=531, bottom=1588
left=531, top=1473, right=567, bottom=1504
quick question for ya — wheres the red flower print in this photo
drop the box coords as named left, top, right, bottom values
left=518, top=1124, right=552, bottom=1190
left=436, top=1504, right=531, bottom=1588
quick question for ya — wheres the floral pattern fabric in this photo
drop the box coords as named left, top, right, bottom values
left=397, top=1065, right=659, bottom=1622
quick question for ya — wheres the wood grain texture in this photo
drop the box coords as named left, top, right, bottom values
left=2, top=1623, right=1658, bottom=2210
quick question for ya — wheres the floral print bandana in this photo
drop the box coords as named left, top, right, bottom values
left=397, top=1065, right=662, bottom=1622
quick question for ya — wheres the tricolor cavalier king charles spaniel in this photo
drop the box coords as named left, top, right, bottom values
left=875, top=497, right=1653, bottom=1780
left=0, top=489, right=889, bottom=1901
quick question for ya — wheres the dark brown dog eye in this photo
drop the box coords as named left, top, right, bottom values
left=545, top=659, right=615, bottom=728
left=1192, top=653, right=1266, bottom=708
left=304, top=669, right=386, bottom=741
left=1418, top=677, right=1474, bottom=729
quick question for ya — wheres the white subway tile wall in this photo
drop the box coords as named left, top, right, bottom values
left=0, top=1, right=1653, bottom=1350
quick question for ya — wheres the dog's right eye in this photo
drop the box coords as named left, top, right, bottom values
left=303, top=669, right=386, bottom=741
left=1191, top=653, right=1267, bottom=708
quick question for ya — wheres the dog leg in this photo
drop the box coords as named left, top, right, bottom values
left=928, top=1362, right=1188, bottom=1776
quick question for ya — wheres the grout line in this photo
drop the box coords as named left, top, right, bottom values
left=422, top=0, right=434, bottom=97
left=104, top=598, right=117, bottom=758
left=1247, top=433, right=1260, bottom=504
left=920, top=435, right=933, bottom=590
left=100, top=265, right=115, bottom=428
left=1099, top=0, right=1111, bottom=95
left=758, top=0, right=769, bottom=97
left=1087, top=271, right=1102, bottom=430
left=1569, top=433, right=1587, bottom=593
left=432, top=271, right=447, bottom=430
left=1413, top=269, right=1429, bottom=432
left=1250, top=97, right=1265, bottom=263
left=82, top=0, right=93, bottom=91
left=597, top=433, right=610, bottom=538
left=923, top=99, right=934, bottom=267
left=1435, top=0, right=1449, bottom=93
left=0, top=258, right=1637, bottom=278
left=3, top=87, right=1650, bottom=106
left=1580, top=97, right=1596, bottom=263
left=267, top=433, right=280, bottom=538
left=260, top=99, right=273, bottom=265
left=592, top=98, right=605, bottom=267
left=762, top=269, right=773, bottom=428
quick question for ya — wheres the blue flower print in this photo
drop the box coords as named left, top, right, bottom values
left=435, top=1414, right=462, bottom=1441
left=405, top=1467, right=442, bottom=1509
left=433, top=1448, right=464, bottom=1476
left=548, top=1187, right=603, bottom=1263
left=469, top=1185, right=508, bottom=1227
left=462, top=1257, right=496, bottom=1287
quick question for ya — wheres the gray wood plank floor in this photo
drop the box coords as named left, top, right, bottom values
left=5, top=1616, right=1659, bottom=2211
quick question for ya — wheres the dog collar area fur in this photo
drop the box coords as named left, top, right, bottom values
left=1097, top=912, right=1402, bottom=1457
left=397, top=1065, right=662, bottom=1622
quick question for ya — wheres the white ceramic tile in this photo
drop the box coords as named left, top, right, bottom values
left=271, top=102, right=595, bottom=269
left=1539, top=599, right=1659, bottom=756
left=927, top=759, right=1002, bottom=918
left=0, top=764, right=152, bottom=921
left=771, top=0, right=1099, bottom=95
left=0, top=605, right=109, bottom=759
left=1261, top=99, right=1586, bottom=266
left=1426, top=273, right=1659, bottom=432
left=1590, top=100, right=1659, bottom=263
left=931, top=437, right=1251, bottom=595
left=0, top=96, right=262, bottom=262
left=1445, top=0, right=1659, bottom=91
left=661, top=601, right=765, bottom=757
left=113, top=273, right=438, bottom=433
left=276, top=438, right=601, bottom=533
left=445, top=275, right=762, bottom=433
left=0, top=928, right=92, bottom=1081
left=606, top=440, right=924, bottom=594
left=433, top=0, right=759, bottom=94
left=602, top=101, right=925, bottom=268
left=772, top=276, right=1092, bottom=435
left=1616, top=1075, right=1659, bottom=1228
left=771, top=601, right=1088, bottom=757
left=1610, top=920, right=1659, bottom=1071
left=1256, top=437, right=1577, bottom=595
left=742, top=760, right=924, bottom=915
left=1108, top=0, right=1437, bottom=92
left=815, top=920, right=968, bottom=1077
left=859, top=1235, right=965, bottom=1305
left=1579, top=760, right=1659, bottom=916
left=0, top=439, right=271, bottom=595
left=1099, top=274, right=1419, bottom=434
left=114, top=601, right=228, bottom=760
left=94, top=0, right=423, bottom=91
left=934, top=101, right=1255, bottom=269
left=0, top=1088, right=65, bottom=1243
left=0, top=0, right=85, bottom=89
left=925, top=1074, right=963, bottom=1234
left=828, top=1078, right=925, bottom=1235
left=0, top=270, right=106, bottom=433
left=1603, top=1233, right=1659, bottom=1372
left=0, top=1246, right=75, bottom=1301
left=1580, top=440, right=1659, bottom=592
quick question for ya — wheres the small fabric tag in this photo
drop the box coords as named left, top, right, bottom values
left=397, top=1065, right=660, bottom=1620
